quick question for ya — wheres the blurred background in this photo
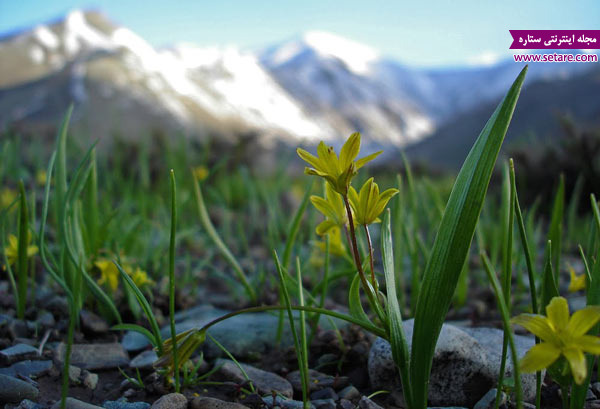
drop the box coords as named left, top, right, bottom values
left=0, top=1, right=599, bottom=179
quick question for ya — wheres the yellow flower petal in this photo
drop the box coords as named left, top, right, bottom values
left=316, top=219, right=337, bottom=236
left=567, top=306, right=600, bottom=337
left=511, top=314, right=558, bottom=343
left=572, top=335, right=600, bottom=354
left=297, top=148, right=322, bottom=171
left=355, top=151, right=382, bottom=170
left=546, top=296, right=569, bottom=331
left=339, top=132, right=360, bottom=171
left=519, top=342, right=561, bottom=372
left=568, top=266, right=587, bottom=292
left=563, top=347, right=587, bottom=385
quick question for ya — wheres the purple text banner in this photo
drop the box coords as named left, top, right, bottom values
left=510, top=30, right=600, bottom=49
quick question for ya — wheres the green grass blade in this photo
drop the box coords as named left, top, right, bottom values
left=540, top=241, right=559, bottom=310
left=410, top=66, right=527, bottom=409
left=168, top=170, right=179, bottom=392
left=282, top=181, right=313, bottom=269
left=112, top=323, right=157, bottom=349
left=296, top=257, right=310, bottom=409
left=480, top=252, right=523, bottom=409
left=381, top=209, right=412, bottom=408
left=349, top=272, right=372, bottom=324
left=547, top=175, right=564, bottom=278
left=193, top=173, right=257, bottom=303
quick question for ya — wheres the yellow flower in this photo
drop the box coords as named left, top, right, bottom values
left=1, top=188, right=17, bottom=210
left=311, top=183, right=348, bottom=235
left=512, top=296, right=600, bottom=384
left=4, top=233, right=38, bottom=266
left=154, top=328, right=206, bottom=374
left=129, top=267, right=154, bottom=288
left=297, top=132, right=382, bottom=195
left=192, top=166, right=209, bottom=182
left=567, top=264, right=586, bottom=293
left=95, top=259, right=120, bottom=292
left=348, top=178, right=399, bottom=226
left=316, top=227, right=347, bottom=256
left=35, top=170, right=47, bottom=187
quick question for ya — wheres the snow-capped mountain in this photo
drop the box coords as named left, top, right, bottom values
left=0, top=10, right=597, bottom=153
left=0, top=10, right=333, bottom=146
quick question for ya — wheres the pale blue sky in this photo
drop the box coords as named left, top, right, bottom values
left=1, top=0, right=599, bottom=67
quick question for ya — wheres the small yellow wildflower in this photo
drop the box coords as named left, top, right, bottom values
left=4, top=233, right=38, bottom=266
left=512, top=296, right=600, bottom=384
left=297, top=132, right=382, bottom=195
left=192, top=166, right=209, bottom=182
left=95, top=259, right=120, bottom=292
left=1, top=188, right=17, bottom=210
left=154, top=328, right=206, bottom=374
left=35, top=170, right=47, bottom=187
left=348, top=178, right=399, bottom=226
left=311, top=183, right=348, bottom=235
left=316, top=227, right=347, bottom=257
left=567, top=264, right=586, bottom=293
left=129, top=267, right=154, bottom=288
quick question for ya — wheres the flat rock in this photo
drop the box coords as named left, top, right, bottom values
left=262, top=396, right=315, bottom=409
left=190, top=397, right=250, bottom=409
left=51, top=398, right=103, bottom=409
left=0, top=374, right=39, bottom=403
left=0, top=360, right=53, bottom=378
left=80, top=310, right=109, bottom=333
left=150, top=393, right=187, bottom=409
left=55, top=343, right=129, bottom=370
left=0, top=343, right=38, bottom=364
left=16, top=399, right=45, bottom=409
left=311, top=398, right=335, bottom=409
left=473, top=388, right=506, bottom=409
left=216, top=358, right=293, bottom=398
left=103, top=400, right=151, bottom=409
left=358, top=396, right=384, bottom=409
left=129, top=350, right=158, bottom=369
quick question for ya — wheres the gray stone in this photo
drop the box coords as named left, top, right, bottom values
left=51, top=398, right=103, bottom=409
left=0, top=374, right=39, bottom=403
left=103, top=400, right=151, bottom=409
left=339, top=400, right=354, bottom=409
left=590, top=389, right=598, bottom=400
left=310, top=387, right=337, bottom=401
left=586, top=401, right=600, bottom=409
left=462, top=326, right=541, bottom=402
left=358, top=396, right=384, bottom=409
left=287, top=369, right=348, bottom=393
left=69, top=365, right=82, bottom=384
left=17, top=399, right=45, bottom=409
left=36, top=311, right=55, bottom=327
left=338, top=385, right=360, bottom=400
left=593, top=383, right=600, bottom=398
left=261, top=396, right=314, bottom=409
left=0, top=360, right=53, bottom=377
left=150, top=393, right=187, bottom=409
left=55, top=343, right=129, bottom=370
left=190, top=397, right=250, bottom=409
left=310, top=399, right=335, bottom=409
left=368, top=320, right=539, bottom=407
left=473, top=388, right=506, bottom=409
left=0, top=343, right=38, bottom=364
left=216, top=359, right=293, bottom=398
left=82, top=370, right=99, bottom=390
left=129, top=350, right=158, bottom=369
left=80, top=310, right=109, bottom=333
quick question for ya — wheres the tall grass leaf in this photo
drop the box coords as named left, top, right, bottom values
left=282, top=181, right=313, bottom=269
left=112, top=323, right=157, bottom=348
left=410, top=66, right=527, bottom=409
left=540, top=241, right=559, bottom=311
left=349, top=272, right=372, bottom=324
left=381, top=209, right=412, bottom=408
left=547, top=175, right=564, bottom=277
left=16, top=181, right=28, bottom=319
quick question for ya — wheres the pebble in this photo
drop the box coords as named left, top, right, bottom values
left=54, top=343, right=129, bottom=370
left=36, top=311, right=55, bottom=328
left=190, top=396, right=250, bottom=409
left=16, top=399, right=45, bottom=409
left=592, top=382, right=600, bottom=398
left=103, top=400, right=151, bottom=409
left=339, top=400, right=354, bottom=409
left=473, top=388, right=506, bottom=409
left=261, top=396, right=314, bottom=409
left=310, top=387, right=337, bottom=401
left=129, top=350, right=158, bottom=369
left=80, top=310, right=109, bottom=333
left=68, top=365, right=82, bottom=384
left=338, top=385, right=360, bottom=400
left=0, top=343, right=39, bottom=364
left=0, top=360, right=53, bottom=378
left=150, top=393, right=187, bottom=409
left=586, top=401, right=600, bottom=409
left=311, top=399, right=335, bottom=409
left=216, top=358, right=293, bottom=398
left=51, top=397, right=103, bottom=409
left=286, top=369, right=348, bottom=393
left=0, top=373, right=39, bottom=403
left=82, top=370, right=99, bottom=390
left=358, top=396, right=384, bottom=409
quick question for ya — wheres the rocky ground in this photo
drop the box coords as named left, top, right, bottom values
left=1, top=278, right=598, bottom=409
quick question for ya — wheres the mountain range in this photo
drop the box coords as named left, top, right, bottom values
left=1, top=10, right=598, bottom=168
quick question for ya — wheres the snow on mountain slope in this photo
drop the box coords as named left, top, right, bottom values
left=260, top=32, right=434, bottom=147
left=0, top=10, right=332, bottom=145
